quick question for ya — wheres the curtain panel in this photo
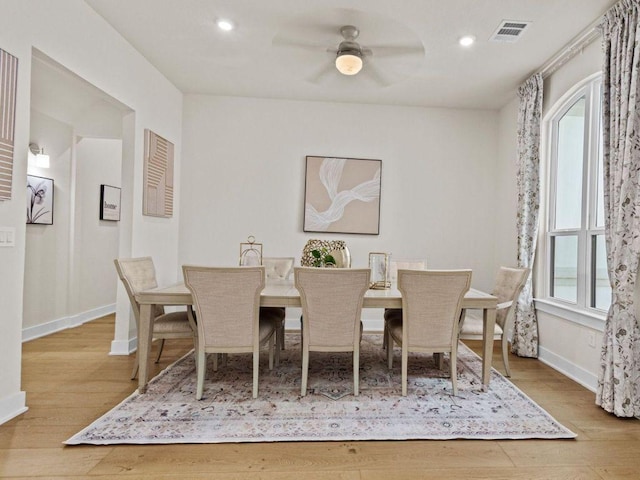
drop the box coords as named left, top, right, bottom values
left=513, top=73, right=543, bottom=358
left=597, top=0, right=640, bottom=418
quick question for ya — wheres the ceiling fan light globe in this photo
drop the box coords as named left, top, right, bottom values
left=335, top=53, right=363, bottom=75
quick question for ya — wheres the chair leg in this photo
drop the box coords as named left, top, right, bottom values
left=450, top=348, right=458, bottom=396
left=196, top=349, right=206, bottom=400
left=268, top=333, right=275, bottom=371
left=155, top=339, right=165, bottom=364
left=279, top=321, right=286, bottom=351
left=401, top=347, right=408, bottom=396
left=192, top=335, right=199, bottom=371
left=130, top=355, right=139, bottom=380
left=382, top=321, right=388, bottom=350
left=434, top=352, right=444, bottom=370
left=353, top=349, right=359, bottom=396
left=274, top=321, right=281, bottom=366
left=502, top=336, right=511, bottom=377
left=301, top=348, right=309, bottom=396
left=387, top=329, right=394, bottom=369
left=253, top=351, right=259, bottom=398
left=212, top=353, right=218, bottom=372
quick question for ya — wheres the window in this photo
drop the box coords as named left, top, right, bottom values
left=546, top=75, right=611, bottom=313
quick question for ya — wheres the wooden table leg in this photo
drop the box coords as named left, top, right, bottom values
left=481, top=306, right=497, bottom=391
left=138, top=304, right=154, bottom=394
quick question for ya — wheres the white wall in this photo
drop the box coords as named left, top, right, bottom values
left=23, top=127, right=120, bottom=340
left=23, top=111, right=73, bottom=331
left=0, top=0, right=183, bottom=425
left=74, top=138, right=122, bottom=314
left=495, top=97, right=519, bottom=269
left=180, top=95, right=501, bottom=329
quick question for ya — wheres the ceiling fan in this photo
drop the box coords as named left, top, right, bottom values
left=273, top=23, right=424, bottom=86
left=331, top=25, right=370, bottom=76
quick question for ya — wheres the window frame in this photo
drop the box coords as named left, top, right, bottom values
left=544, top=74, right=608, bottom=317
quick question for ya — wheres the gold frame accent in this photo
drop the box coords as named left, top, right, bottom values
left=239, top=235, right=263, bottom=266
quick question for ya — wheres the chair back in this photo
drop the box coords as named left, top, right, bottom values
left=263, top=257, right=295, bottom=280
left=295, top=267, right=370, bottom=349
left=390, top=259, right=426, bottom=282
left=398, top=269, right=472, bottom=351
left=182, top=266, right=265, bottom=349
left=494, top=266, right=530, bottom=332
left=114, top=257, right=164, bottom=321
left=300, top=239, right=351, bottom=268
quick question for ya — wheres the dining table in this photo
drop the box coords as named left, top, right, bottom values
left=134, top=279, right=498, bottom=394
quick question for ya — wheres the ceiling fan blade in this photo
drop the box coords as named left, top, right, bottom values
left=306, top=61, right=336, bottom=84
left=366, top=45, right=424, bottom=58
left=363, top=60, right=393, bottom=87
left=272, top=36, right=328, bottom=52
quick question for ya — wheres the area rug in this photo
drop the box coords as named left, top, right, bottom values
left=66, top=335, right=575, bottom=444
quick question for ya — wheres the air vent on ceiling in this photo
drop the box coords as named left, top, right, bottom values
left=490, top=20, right=531, bottom=43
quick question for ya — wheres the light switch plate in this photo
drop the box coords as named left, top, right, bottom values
left=0, top=227, right=15, bottom=247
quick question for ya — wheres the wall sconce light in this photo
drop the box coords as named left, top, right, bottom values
left=28, top=143, right=50, bottom=168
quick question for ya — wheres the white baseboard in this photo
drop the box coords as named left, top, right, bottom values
left=22, top=304, right=116, bottom=343
left=0, top=391, right=28, bottom=426
left=109, top=337, right=137, bottom=356
left=538, top=345, right=598, bottom=392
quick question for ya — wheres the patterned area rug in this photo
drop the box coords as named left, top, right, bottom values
left=66, top=335, right=575, bottom=444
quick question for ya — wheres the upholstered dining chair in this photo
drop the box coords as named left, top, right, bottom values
left=383, top=259, right=427, bottom=350
left=114, top=257, right=197, bottom=380
left=182, top=265, right=277, bottom=399
left=294, top=267, right=370, bottom=396
left=387, top=269, right=472, bottom=396
left=458, top=266, right=530, bottom=377
left=261, top=257, right=295, bottom=355
left=263, top=256, right=295, bottom=280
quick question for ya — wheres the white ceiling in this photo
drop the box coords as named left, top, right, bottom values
left=84, top=0, right=614, bottom=110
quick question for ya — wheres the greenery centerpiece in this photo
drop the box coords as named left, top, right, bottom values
left=310, top=248, right=336, bottom=267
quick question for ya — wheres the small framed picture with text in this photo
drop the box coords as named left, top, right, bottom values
left=100, top=184, right=121, bottom=221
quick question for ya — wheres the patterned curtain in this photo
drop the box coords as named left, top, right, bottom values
left=596, top=0, right=640, bottom=417
left=513, top=73, right=543, bottom=358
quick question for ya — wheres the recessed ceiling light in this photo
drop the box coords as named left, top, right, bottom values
left=217, top=19, right=234, bottom=32
left=459, top=35, right=476, bottom=47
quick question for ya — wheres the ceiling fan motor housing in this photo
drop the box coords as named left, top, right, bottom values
left=337, top=40, right=363, bottom=58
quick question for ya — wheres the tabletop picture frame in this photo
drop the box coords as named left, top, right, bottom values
left=100, top=184, right=121, bottom=221
left=26, top=174, right=54, bottom=225
left=303, top=156, right=381, bottom=235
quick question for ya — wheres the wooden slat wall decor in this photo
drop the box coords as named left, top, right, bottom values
left=0, top=48, right=18, bottom=201
left=143, top=129, right=174, bottom=217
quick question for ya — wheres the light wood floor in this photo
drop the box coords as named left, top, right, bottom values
left=1, top=315, right=638, bottom=479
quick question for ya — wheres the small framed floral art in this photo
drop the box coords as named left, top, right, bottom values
left=26, top=175, right=54, bottom=225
